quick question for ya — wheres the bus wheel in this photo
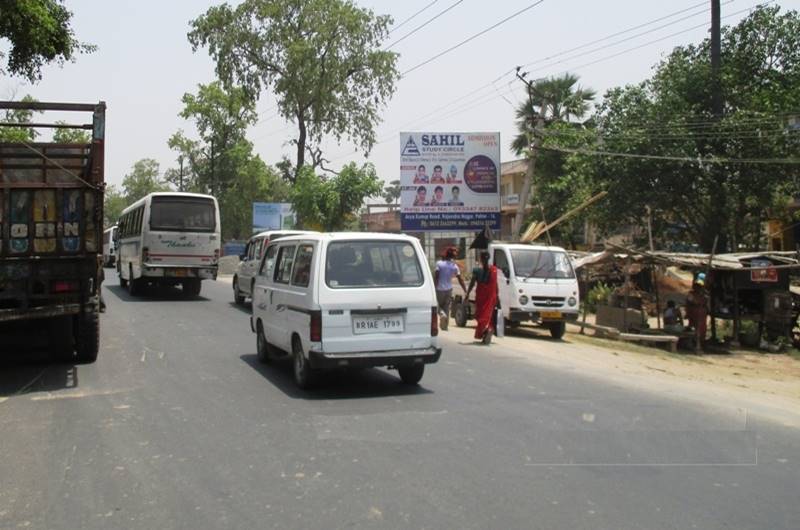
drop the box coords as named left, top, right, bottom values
left=183, top=279, right=201, bottom=297
left=127, top=266, right=141, bottom=296
left=119, top=266, right=128, bottom=288
left=74, top=313, right=99, bottom=364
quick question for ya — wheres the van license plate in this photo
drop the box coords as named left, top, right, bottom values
left=540, top=311, right=562, bottom=319
left=170, top=269, right=188, bottom=277
left=352, top=315, right=404, bottom=334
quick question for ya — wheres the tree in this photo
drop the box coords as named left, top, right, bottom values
left=566, top=5, right=800, bottom=251
left=290, top=162, right=383, bottom=230
left=188, top=0, right=399, bottom=181
left=383, top=179, right=401, bottom=205
left=0, top=0, right=95, bottom=83
left=511, top=73, right=596, bottom=239
left=53, top=121, right=90, bottom=143
left=122, top=159, right=170, bottom=203
left=0, top=95, right=40, bottom=142
left=103, top=184, right=127, bottom=227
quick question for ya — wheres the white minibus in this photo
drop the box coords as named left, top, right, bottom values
left=102, top=225, right=117, bottom=267
left=116, top=192, right=220, bottom=296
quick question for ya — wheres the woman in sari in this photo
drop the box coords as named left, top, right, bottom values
left=466, top=251, right=499, bottom=344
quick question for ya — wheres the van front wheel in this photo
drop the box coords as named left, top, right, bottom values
left=548, top=321, right=566, bottom=340
left=292, top=337, right=318, bottom=389
left=454, top=303, right=468, bottom=327
left=398, top=364, right=424, bottom=385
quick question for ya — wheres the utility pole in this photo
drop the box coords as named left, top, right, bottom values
left=514, top=67, right=547, bottom=242
left=711, top=0, right=722, bottom=117
left=178, top=154, right=185, bottom=192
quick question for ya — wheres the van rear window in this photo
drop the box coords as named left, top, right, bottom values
left=326, top=241, right=423, bottom=289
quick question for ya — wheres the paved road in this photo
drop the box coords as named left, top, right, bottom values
left=1, top=272, right=799, bottom=530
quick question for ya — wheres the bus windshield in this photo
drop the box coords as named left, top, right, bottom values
left=510, top=249, right=575, bottom=279
left=149, top=197, right=216, bottom=232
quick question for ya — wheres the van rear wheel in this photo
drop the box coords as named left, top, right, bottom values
left=256, top=321, right=272, bottom=364
left=127, top=267, right=141, bottom=296
left=292, top=337, right=318, bottom=389
left=233, top=277, right=245, bottom=305
left=398, top=364, right=424, bottom=385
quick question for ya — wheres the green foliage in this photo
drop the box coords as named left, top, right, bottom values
left=586, top=282, right=613, bottom=313
left=563, top=5, right=800, bottom=252
left=290, top=162, right=383, bottom=231
left=121, top=159, right=171, bottom=203
left=0, top=0, right=95, bottom=83
left=52, top=121, right=90, bottom=143
left=103, top=184, right=127, bottom=227
left=510, top=74, right=596, bottom=245
left=189, top=0, right=399, bottom=181
left=0, top=95, right=40, bottom=142
left=383, top=179, right=401, bottom=205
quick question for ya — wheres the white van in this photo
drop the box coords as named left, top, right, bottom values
left=250, top=233, right=441, bottom=388
left=453, top=243, right=579, bottom=339
left=117, top=192, right=220, bottom=297
left=233, top=230, right=315, bottom=304
left=102, top=225, right=117, bottom=268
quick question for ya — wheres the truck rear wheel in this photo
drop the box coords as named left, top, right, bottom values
left=74, top=313, right=99, bottom=364
left=454, top=303, right=468, bottom=327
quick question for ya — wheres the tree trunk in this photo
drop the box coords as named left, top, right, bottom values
left=294, top=112, right=307, bottom=184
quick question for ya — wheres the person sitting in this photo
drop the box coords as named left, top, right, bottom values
left=663, top=300, right=683, bottom=333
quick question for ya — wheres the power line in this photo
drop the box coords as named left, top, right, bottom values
left=543, top=145, right=800, bottom=165
left=385, top=0, right=737, bottom=139
left=386, top=1, right=463, bottom=50
left=389, top=0, right=442, bottom=35
left=401, top=0, right=546, bottom=76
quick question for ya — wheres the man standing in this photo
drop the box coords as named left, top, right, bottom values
left=434, top=247, right=467, bottom=331
left=686, top=276, right=709, bottom=352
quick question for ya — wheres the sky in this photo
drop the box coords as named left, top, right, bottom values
left=2, top=0, right=798, bottom=191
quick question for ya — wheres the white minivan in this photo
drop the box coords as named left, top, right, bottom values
left=250, top=233, right=441, bottom=388
left=233, top=230, right=315, bottom=304
left=453, top=243, right=580, bottom=339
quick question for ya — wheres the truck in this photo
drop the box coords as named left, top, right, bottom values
left=452, top=242, right=580, bottom=339
left=0, top=101, right=106, bottom=362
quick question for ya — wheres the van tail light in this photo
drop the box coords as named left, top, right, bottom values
left=431, top=306, right=439, bottom=337
left=213, top=248, right=220, bottom=264
left=52, top=280, right=79, bottom=293
left=310, top=310, right=322, bottom=342
left=142, top=246, right=150, bottom=263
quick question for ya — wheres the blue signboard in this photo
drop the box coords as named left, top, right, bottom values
left=252, top=202, right=295, bottom=233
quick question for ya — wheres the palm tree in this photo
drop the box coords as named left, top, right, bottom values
left=511, top=73, right=595, bottom=238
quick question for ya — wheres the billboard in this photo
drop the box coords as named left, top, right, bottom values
left=252, top=202, right=295, bottom=233
left=400, top=132, right=501, bottom=231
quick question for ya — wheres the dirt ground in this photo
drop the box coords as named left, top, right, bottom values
left=443, top=321, right=800, bottom=428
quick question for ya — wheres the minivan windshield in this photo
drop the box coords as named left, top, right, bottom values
left=510, top=249, right=575, bottom=279
left=326, top=240, right=424, bottom=288
left=149, top=197, right=216, bottom=232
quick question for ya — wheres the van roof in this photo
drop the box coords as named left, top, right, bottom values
left=251, top=229, right=316, bottom=240
left=270, top=232, right=420, bottom=243
left=491, top=242, right=568, bottom=252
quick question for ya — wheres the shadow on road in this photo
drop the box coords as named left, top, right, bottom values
left=240, top=353, right=433, bottom=400
left=228, top=301, right=252, bottom=315
left=0, top=322, right=79, bottom=397
left=106, top=284, right=211, bottom=303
